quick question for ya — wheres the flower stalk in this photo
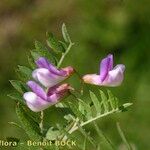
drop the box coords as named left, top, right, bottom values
left=39, top=111, right=44, bottom=134
left=57, top=42, right=74, bottom=68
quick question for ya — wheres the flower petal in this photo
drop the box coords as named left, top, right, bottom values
left=47, top=84, right=71, bottom=103
left=36, top=57, right=50, bottom=70
left=99, top=54, right=113, bottom=82
left=32, top=69, right=38, bottom=81
left=62, top=66, right=74, bottom=76
left=82, top=74, right=100, bottom=85
left=102, top=64, right=125, bottom=87
left=27, top=81, right=47, bottom=100
left=23, top=92, right=51, bottom=112
left=36, top=57, right=67, bottom=76
left=32, top=68, right=66, bottom=87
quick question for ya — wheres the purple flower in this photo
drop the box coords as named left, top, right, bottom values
left=32, top=57, right=74, bottom=87
left=82, top=54, right=125, bottom=87
left=23, top=81, right=72, bottom=112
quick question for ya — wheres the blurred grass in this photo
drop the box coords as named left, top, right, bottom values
left=0, top=0, right=150, bottom=149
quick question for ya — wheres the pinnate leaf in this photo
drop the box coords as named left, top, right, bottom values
left=90, top=91, right=101, bottom=115
left=10, top=80, right=28, bottom=94
left=16, top=104, right=42, bottom=141
left=62, top=23, right=71, bottom=43
left=46, top=32, right=65, bottom=53
left=8, top=92, right=25, bottom=104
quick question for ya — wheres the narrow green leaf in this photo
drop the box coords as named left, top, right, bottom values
left=116, top=122, right=132, bottom=150
left=66, top=101, right=83, bottom=120
left=64, top=114, right=74, bottom=122
left=78, top=125, right=96, bottom=148
left=16, top=104, right=42, bottom=141
left=119, top=103, right=133, bottom=112
left=17, top=65, right=32, bottom=79
left=28, top=55, right=36, bottom=69
left=59, top=41, right=68, bottom=50
left=99, top=90, right=109, bottom=113
left=78, top=99, right=92, bottom=120
left=114, top=97, right=119, bottom=109
left=78, top=100, right=88, bottom=121
left=8, top=122, right=22, bottom=129
left=123, top=103, right=133, bottom=108
left=30, top=50, right=40, bottom=60
left=9, top=80, right=27, bottom=94
left=90, top=91, right=101, bottom=115
left=35, top=40, right=45, bottom=51
left=93, top=121, right=115, bottom=150
left=62, top=23, right=71, bottom=43
left=7, top=92, right=25, bottom=104
left=97, top=144, right=100, bottom=150
left=46, top=32, right=65, bottom=53
left=83, top=136, right=87, bottom=150
left=35, top=40, right=57, bottom=63
left=31, top=49, right=57, bottom=66
left=79, top=101, right=85, bottom=115
left=34, top=40, right=58, bottom=65
left=107, top=90, right=118, bottom=110
left=22, top=105, right=41, bottom=124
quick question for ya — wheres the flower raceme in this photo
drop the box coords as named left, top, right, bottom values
left=32, top=57, right=74, bottom=88
left=23, top=81, right=73, bottom=112
left=23, top=54, right=124, bottom=111
left=82, top=54, right=125, bottom=87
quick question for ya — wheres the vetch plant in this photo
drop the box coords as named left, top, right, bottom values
left=8, top=23, right=133, bottom=150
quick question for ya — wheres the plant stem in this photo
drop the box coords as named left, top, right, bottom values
left=116, top=122, right=132, bottom=150
left=78, top=124, right=96, bottom=148
left=39, top=111, right=44, bottom=150
left=39, top=111, right=44, bottom=134
left=93, top=121, right=116, bottom=150
left=83, top=136, right=87, bottom=150
left=62, top=119, right=79, bottom=141
left=57, top=42, right=74, bottom=68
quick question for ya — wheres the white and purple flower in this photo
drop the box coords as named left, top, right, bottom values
left=23, top=81, right=72, bottom=112
left=82, top=54, right=125, bottom=87
left=32, top=57, right=74, bottom=88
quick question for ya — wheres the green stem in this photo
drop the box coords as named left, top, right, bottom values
left=57, top=42, right=74, bottom=68
left=93, top=121, right=116, bottom=150
left=83, top=136, right=87, bottom=150
left=62, top=119, right=79, bottom=141
left=39, top=111, right=44, bottom=150
left=77, top=124, right=96, bottom=148
left=39, top=111, right=44, bottom=135
left=116, top=122, right=132, bottom=150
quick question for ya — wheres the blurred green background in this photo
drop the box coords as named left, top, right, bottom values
left=0, top=0, right=150, bottom=149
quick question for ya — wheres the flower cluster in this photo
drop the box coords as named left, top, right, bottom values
left=23, top=57, right=74, bottom=112
left=23, top=54, right=125, bottom=112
